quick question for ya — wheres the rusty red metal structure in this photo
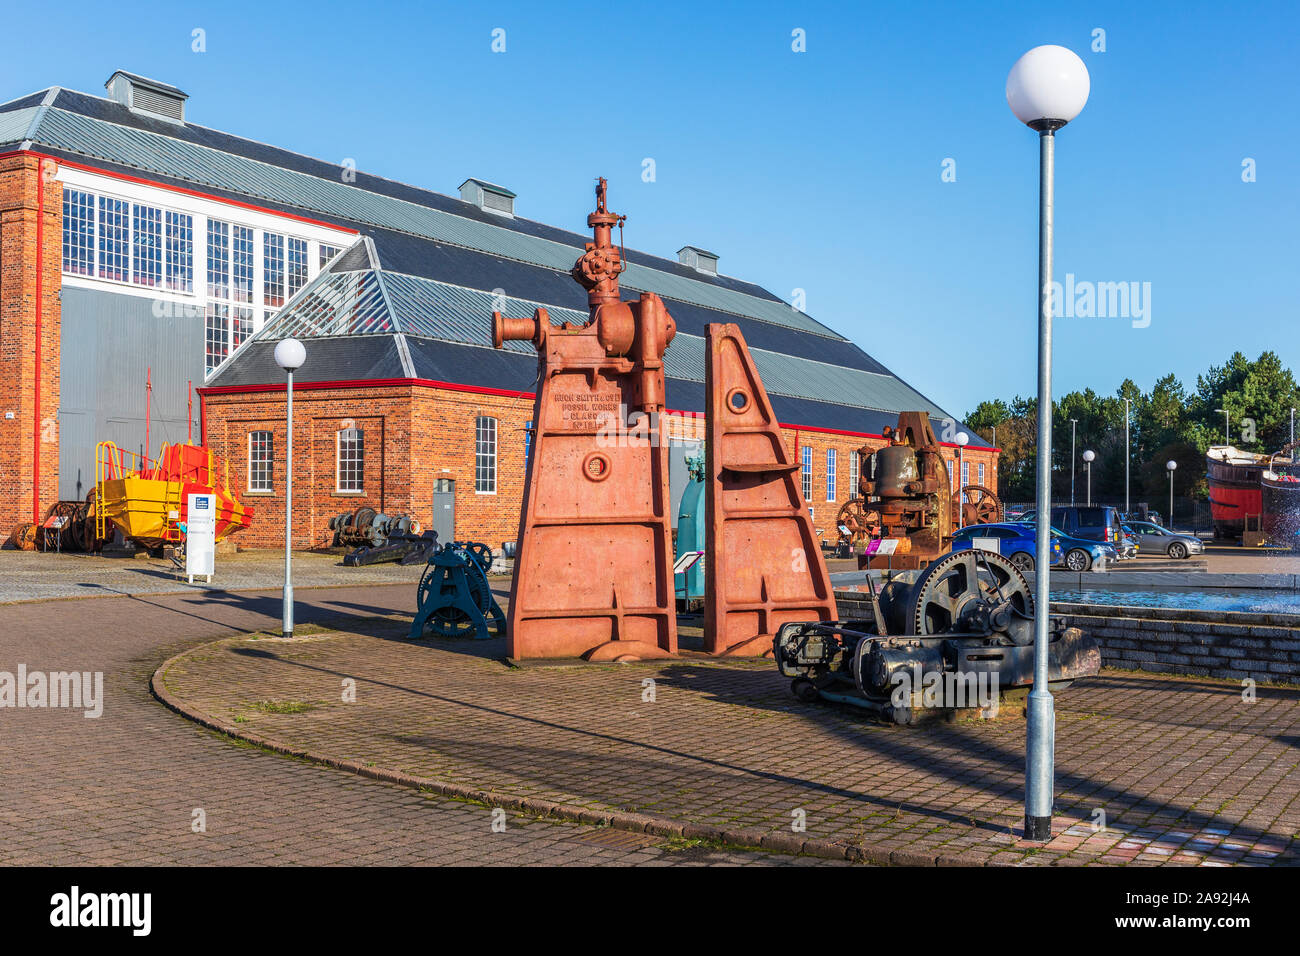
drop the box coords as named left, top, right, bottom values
left=491, top=179, right=678, bottom=661
left=838, top=412, right=954, bottom=570
left=703, top=322, right=836, bottom=656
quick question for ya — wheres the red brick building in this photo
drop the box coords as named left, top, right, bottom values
left=0, top=71, right=996, bottom=550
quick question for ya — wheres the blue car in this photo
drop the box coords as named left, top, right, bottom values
left=949, top=523, right=1060, bottom=573
left=1011, top=521, right=1117, bottom=571
left=951, top=522, right=1115, bottom=572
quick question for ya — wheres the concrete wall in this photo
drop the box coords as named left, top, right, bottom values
left=58, top=286, right=203, bottom=500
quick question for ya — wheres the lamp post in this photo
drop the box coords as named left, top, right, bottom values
left=1290, top=407, right=1295, bottom=460
left=1166, top=460, right=1177, bottom=530
left=1215, top=407, right=1229, bottom=446
left=1082, top=449, right=1095, bottom=506
left=1007, top=44, right=1090, bottom=843
left=956, top=431, right=970, bottom=525
left=1123, top=397, right=1131, bottom=516
left=274, top=338, right=306, bottom=639
left=1069, top=418, right=1078, bottom=505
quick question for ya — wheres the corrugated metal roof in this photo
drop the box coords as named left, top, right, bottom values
left=249, top=265, right=942, bottom=416
left=0, top=105, right=38, bottom=145
left=30, top=106, right=845, bottom=340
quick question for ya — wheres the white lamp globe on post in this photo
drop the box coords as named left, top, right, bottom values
left=1166, top=459, right=1178, bottom=530
left=1082, top=450, right=1095, bottom=506
left=955, top=431, right=970, bottom=526
left=1007, top=43, right=1090, bottom=844
left=274, top=337, right=306, bottom=639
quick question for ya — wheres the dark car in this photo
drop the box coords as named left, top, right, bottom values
left=1021, top=506, right=1126, bottom=550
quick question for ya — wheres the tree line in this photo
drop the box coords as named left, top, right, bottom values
left=963, top=351, right=1298, bottom=504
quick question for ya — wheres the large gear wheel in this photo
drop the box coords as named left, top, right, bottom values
left=953, top=484, right=1002, bottom=527
left=835, top=499, right=882, bottom=546
left=907, top=549, right=1034, bottom=644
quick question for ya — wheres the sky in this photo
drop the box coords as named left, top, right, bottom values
left=1, top=0, right=1296, bottom=419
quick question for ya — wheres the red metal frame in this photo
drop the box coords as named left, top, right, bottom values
left=703, top=322, right=835, bottom=656
left=491, top=179, right=678, bottom=661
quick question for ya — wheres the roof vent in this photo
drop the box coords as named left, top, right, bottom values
left=105, top=71, right=187, bottom=124
left=678, top=246, right=719, bottom=276
left=459, top=178, right=515, bottom=217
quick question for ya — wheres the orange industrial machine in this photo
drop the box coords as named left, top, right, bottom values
left=491, top=179, right=678, bottom=660
left=703, top=323, right=836, bottom=655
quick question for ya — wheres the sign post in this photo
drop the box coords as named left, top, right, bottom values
left=185, top=493, right=216, bottom=584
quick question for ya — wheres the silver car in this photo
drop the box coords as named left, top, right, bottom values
left=1126, top=520, right=1204, bottom=559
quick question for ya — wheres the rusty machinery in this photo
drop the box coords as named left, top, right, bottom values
left=704, top=323, right=836, bottom=655
left=491, top=178, right=678, bottom=661
left=833, top=413, right=1002, bottom=570
left=329, top=507, right=437, bottom=566
left=773, top=549, right=1101, bottom=723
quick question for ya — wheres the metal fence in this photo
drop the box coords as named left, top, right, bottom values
left=1002, top=496, right=1213, bottom=533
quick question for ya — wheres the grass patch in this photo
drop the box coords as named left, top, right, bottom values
left=252, top=699, right=315, bottom=715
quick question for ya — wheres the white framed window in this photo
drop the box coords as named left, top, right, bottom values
left=232, top=307, right=253, bottom=351
left=62, top=189, right=95, bottom=276
left=131, top=203, right=162, bottom=287
left=961, top=459, right=970, bottom=491
left=165, top=210, right=193, bottom=293
left=263, top=231, right=286, bottom=308
left=849, top=447, right=860, bottom=498
left=801, top=445, right=812, bottom=501
left=287, top=237, right=309, bottom=299
left=232, top=225, right=255, bottom=303
left=336, top=427, right=364, bottom=493
left=207, top=219, right=229, bottom=298
left=475, top=416, right=497, bottom=494
left=204, top=303, right=228, bottom=374
left=978, top=461, right=986, bottom=487
left=319, top=243, right=341, bottom=269
left=826, top=448, right=837, bottom=501
left=247, top=431, right=273, bottom=492
left=97, top=196, right=129, bottom=282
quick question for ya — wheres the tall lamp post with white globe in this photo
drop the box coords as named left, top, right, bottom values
left=275, top=338, right=306, bottom=639
left=1166, top=460, right=1178, bottom=530
left=1006, top=44, right=1090, bottom=843
left=1082, top=449, right=1095, bottom=506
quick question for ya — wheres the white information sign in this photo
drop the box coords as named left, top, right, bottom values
left=185, top=493, right=216, bottom=582
left=972, top=536, right=1001, bottom=554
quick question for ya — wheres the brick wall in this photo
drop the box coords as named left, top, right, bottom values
left=0, top=153, right=62, bottom=534
left=204, top=380, right=998, bottom=552
left=1052, top=603, right=1300, bottom=685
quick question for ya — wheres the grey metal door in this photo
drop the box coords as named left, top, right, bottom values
left=433, top=479, right=455, bottom=543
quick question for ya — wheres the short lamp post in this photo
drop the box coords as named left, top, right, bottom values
left=1166, top=459, right=1177, bottom=530
left=1215, top=407, right=1230, bottom=446
left=956, top=431, right=970, bottom=524
left=1007, top=43, right=1090, bottom=843
left=275, top=337, right=306, bottom=638
left=1082, top=449, right=1095, bottom=506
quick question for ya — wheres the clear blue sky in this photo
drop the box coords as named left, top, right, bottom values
left=3, top=0, right=1296, bottom=418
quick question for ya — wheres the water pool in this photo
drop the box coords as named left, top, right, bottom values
left=1051, top=587, right=1299, bottom=615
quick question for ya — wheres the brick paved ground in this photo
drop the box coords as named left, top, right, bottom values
left=0, top=585, right=831, bottom=866
left=155, top=594, right=1300, bottom=866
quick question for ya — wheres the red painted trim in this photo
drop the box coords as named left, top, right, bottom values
left=1, top=149, right=359, bottom=236
left=197, top=376, right=1006, bottom=447
left=32, top=159, right=44, bottom=523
